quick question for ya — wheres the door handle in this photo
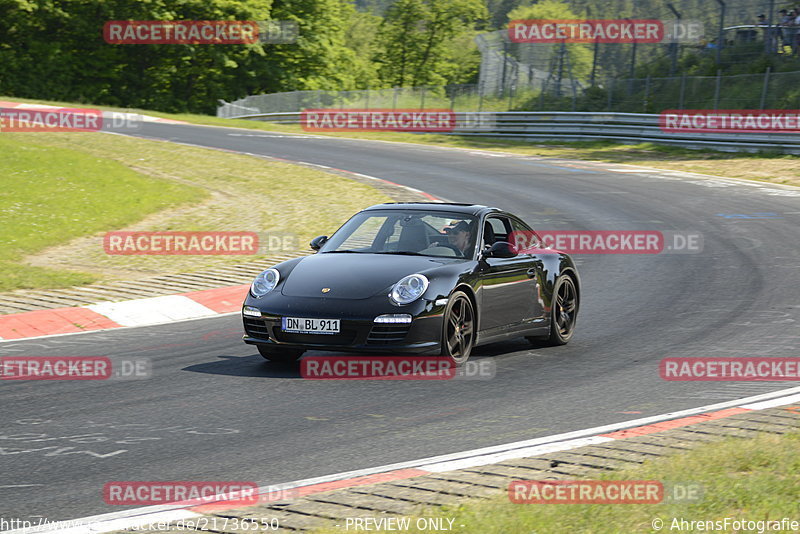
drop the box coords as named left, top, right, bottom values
left=526, top=268, right=537, bottom=277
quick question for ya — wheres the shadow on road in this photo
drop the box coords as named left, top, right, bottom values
left=182, top=338, right=543, bottom=379
left=182, top=353, right=302, bottom=378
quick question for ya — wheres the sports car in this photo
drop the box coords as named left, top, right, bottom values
left=242, top=203, right=580, bottom=365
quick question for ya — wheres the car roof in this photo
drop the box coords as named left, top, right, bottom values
left=363, top=202, right=502, bottom=217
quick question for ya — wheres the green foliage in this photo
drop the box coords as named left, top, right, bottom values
left=507, top=0, right=593, bottom=79
left=0, top=0, right=489, bottom=109
left=1, top=0, right=280, bottom=113
left=259, top=0, right=362, bottom=92
left=341, top=1, right=383, bottom=88
left=0, top=0, right=372, bottom=113
left=376, top=0, right=487, bottom=87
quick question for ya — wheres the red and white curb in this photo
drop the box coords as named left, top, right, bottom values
left=0, top=285, right=248, bottom=341
left=0, top=100, right=187, bottom=125
left=10, top=386, right=800, bottom=533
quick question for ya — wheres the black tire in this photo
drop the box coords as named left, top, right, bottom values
left=257, top=345, right=304, bottom=363
left=541, top=274, right=578, bottom=346
left=440, top=290, right=475, bottom=366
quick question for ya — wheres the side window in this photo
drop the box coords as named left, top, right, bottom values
left=483, top=217, right=511, bottom=247
left=509, top=218, right=540, bottom=252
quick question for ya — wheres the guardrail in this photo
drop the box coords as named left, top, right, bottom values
left=224, top=111, right=800, bottom=155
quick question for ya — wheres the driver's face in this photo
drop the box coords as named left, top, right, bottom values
left=448, top=230, right=470, bottom=252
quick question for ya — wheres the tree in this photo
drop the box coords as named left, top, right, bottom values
left=255, top=0, right=361, bottom=93
left=340, top=1, right=383, bottom=88
left=507, top=0, right=593, bottom=80
left=376, top=0, right=487, bottom=87
left=0, top=0, right=368, bottom=113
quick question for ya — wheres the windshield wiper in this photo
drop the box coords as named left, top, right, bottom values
left=322, top=250, right=368, bottom=253
left=374, top=251, right=430, bottom=256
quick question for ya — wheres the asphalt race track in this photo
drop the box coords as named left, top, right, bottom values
left=1, top=122, right=799, bottom=523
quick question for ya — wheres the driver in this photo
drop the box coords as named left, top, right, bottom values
left=446, top=220, right=474, bottom=255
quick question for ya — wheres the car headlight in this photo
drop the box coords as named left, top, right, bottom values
left=251, top=268, right=280, bottom=297
left=390, top=274, right=429, bottom=305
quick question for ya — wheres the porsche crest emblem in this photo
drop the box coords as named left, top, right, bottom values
left=321, top=288, right=331, bottom=293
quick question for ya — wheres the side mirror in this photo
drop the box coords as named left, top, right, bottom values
left=482, top=241, right=517, bottom=259
left=310, top=235, right=328, bottom=251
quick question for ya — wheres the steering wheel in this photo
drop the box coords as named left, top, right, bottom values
left=436, top=242, right=464, bottom=256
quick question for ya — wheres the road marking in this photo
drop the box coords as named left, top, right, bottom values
left=740, top=392, right=800, bottom=410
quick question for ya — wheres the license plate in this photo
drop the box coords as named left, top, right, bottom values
left=282, top=317, right=340, bottom=334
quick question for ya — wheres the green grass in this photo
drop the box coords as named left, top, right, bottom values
left=313, top=431, right=800, bottom=534
left=0, top=136, right=203, bottom=291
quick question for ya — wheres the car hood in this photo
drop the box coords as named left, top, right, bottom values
left=280, top=253, right=459, bottom=299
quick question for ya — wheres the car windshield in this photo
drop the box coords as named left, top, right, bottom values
left=320, top=210, right=478, bottom=258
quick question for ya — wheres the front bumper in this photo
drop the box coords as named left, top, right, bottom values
left=242, top=293, right=444, bottom=354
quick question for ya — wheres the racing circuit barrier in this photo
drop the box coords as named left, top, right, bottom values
left=217, top=110, right=800, bottom=155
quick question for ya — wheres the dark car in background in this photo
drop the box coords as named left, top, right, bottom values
left=242, top=203, right=580, bottom=365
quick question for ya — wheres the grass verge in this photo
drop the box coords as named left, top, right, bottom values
left=1, top=132, right=391, bottom=292
left=3, top=95, right=797, bottom=188
left=0, top=136, right=203, bottom=291
left=313, top=431, right=800, bottom=534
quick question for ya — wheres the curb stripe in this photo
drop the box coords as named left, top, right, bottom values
left=0, top=307, right=121, bottom=340
left=421, top=436, right=614, bottom=473
left=598, top=407, right=750, bottom=439
left=0, top=101, right=187, bottom=124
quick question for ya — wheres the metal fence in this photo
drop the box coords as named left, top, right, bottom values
left=602, top=69, right=800, bottom=112
left=218, top=69, right=800, bottom=117
left=219, top=86, right=497, bottom=116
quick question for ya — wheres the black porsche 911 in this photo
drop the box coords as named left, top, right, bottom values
left=242, top=203, right=580, bottom=365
